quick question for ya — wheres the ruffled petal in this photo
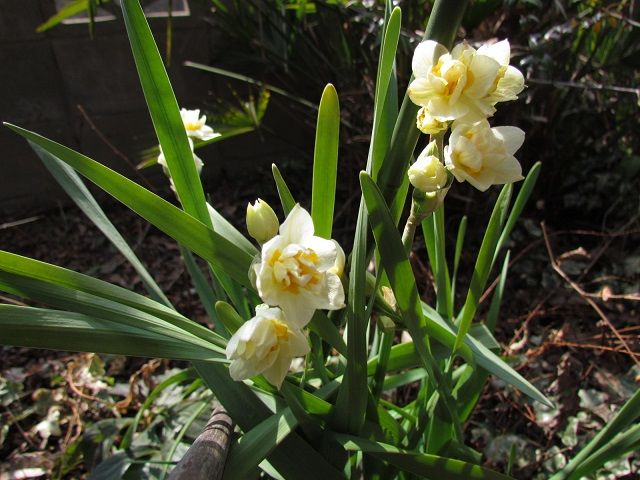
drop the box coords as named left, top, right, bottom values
left=279, top=204, right=314, bottom=243
left=412, top=40, right=448, bottom=78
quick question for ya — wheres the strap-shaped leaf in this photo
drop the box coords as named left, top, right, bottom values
left=0, top=305, right=222, bottom=361
left=193, top=362, right=343, bottom=480
left=312, top=84, right=340, bottom=239
left=271, top=163, right=296, bottom=216
left=120, top=0, right=209, bottom=224
left=334, top=433, right=514, bottom=479
left=0, top=270, right=222, bottom=355
left=29, top=141, right=171, bottom=307
left=0, top=250, right=223, bottom=347
left=454, top=184, right=512, bottom=352
left=4, top=125, right=253, bottom=287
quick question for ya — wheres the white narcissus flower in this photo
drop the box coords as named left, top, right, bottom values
left=253, top=204, right=345, bottom=329
left=226, top=306, right=309, bottom=389
left=444, top=120, right=525, bottom=192
left=408, top=149, right=449, bottom=193
left=180, top=108, right=220, bottom=141
left=408, top=39, right=524, bottom=122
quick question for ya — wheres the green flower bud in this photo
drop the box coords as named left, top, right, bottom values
left=246, top=199, right=279, bottom=244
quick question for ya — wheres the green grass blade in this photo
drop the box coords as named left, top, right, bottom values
left=454, top=184, right=512, bottom=353
left=311, top=84, right=340, bottom=239
left=29, top=141, right=171, bottom=307
left=180, top=245, right=226, bottom=336
left=333, top=200, right=369, bottom=434
left=207, top=203, right=258, bottom=257
left=0, top=270, right=224, bottom=357
left=0, top=250, right=224, bottom=348
left=486, top=250, right=510, bottom=333
left=360, top=172, right=466, bottom=442
left=360, top=172, right=472, bottom=359
left=451, top=215, right=468, bottom=306
left=370, top=7, right=401, bottom=179
left=309, top=311, right=348, bottom=356
left=121, top=368, right=196, bottom=449
left=0, top=305, right=222, bottom=361
left=36, top=0, right=88, bottom=32
left=568, top=423, right=640, bottom=480
left=5, top=125, right=253, bottom=287
left=424, top=302, right=552, bottom=408
left=120, top=0, right=249, bottom=312
left=454, top=252, right=511, bottom=424
left=552, top=387, right=640, bottom=480
left=494, top=162, right=541, bottom=262
left=193, top=362, right=343, bottom=480
left=271, top=163, right=297, bottom=216
left=334, top=434, right=514, bottom=479
left=120, top=0, right=209, bottom=224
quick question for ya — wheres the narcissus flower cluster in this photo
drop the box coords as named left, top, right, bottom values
left=227, top=203, right=346, bottom=388
left=407, top=39, right=525, bottom=193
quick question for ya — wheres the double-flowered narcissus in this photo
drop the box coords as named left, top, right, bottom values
left=226, top=306, right=309, bottom=389
left=179, top=108, right=221, bottom=142
left=408, top=39, right=524, bottom=123
left=252, top=204, right=345, bottom=329
left=444, top=120, right=525, bottom=192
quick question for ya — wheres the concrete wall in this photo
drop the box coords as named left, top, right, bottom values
left=0, top=1, right=314, bottom=217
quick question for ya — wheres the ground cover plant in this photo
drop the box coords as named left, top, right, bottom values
left=1, top=0, right=639, bottom=478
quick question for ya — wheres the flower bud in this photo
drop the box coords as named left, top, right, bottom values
left=246, top=199, right=279, bottom=244
left=408, top=150, right=449, bottom=193
left=416, top=107, right=448, bottom=135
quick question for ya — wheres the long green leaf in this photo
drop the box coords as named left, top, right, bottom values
left=29, top=141, right=171, bottom=307
left=360, top=172, right=464, bottom=441
left=36, top=0, right=88, bottom=32
left=193, top=363, right=343, bottom=480
left=0, top=305, right=222, bottom=361
left=423, top=302, right=552, bottom=408
left=568, top=423, right=640, bottom=480
left=454, top=184, right=512, bottom=352
left=271, top=163, right=297, bottom=216
left=0, top=270, right=224, bottom=356
left=494, top=162, right=541, bottom=262
left=120, top=0, right=209, bottom=224
left=334, top=434, right=514, bottom=480
left=5, top=125, right=253, bottom=286
left=0, top=250, right=224, bottom=348
left=552, top=387, right=640, bottom=480
left=370, top=7, right=401, bottom=179
left=311, top=84, right=340, bottom=239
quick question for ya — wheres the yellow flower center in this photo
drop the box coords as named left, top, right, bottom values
left=184, top=121, right=201, bottom=132
left=269, top=248, right=322, bottom=294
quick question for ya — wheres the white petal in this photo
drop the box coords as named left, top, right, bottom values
left=262, top=354, right=292, bottom=389
left=493, top=126, right=525, bottom=155
left=493, top=65, right=525, bottom=101
left=477, top=39, right=511, bottom=65
left=279, top=204, right=314, bottom=244
left=490, top=155, right=523, bottom=184
left=303, top=236, right=337, bottom=271
left=277, top=295, right=317, bottom=329
left=412, top=40, right=448, bottom=78
left=466, top=54, right=501, bottom=97
left=408, top=77, right=440, bottom=107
